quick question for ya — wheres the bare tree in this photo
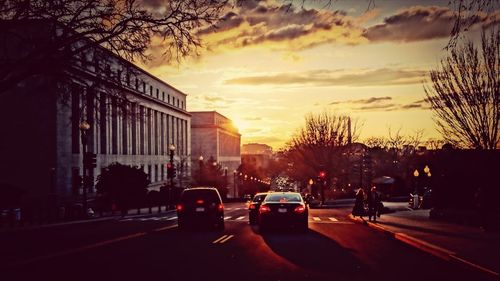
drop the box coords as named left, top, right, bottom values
left=364, top=136, right=388, bottom=149
left=424, top=29, right=499, bottom=149
left=0, top=0, right=228, bottom=96
left=448, top=0, right=499, bottom=49
left=283, top=110, right=361, bottom=202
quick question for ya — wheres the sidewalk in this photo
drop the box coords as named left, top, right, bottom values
left=348, top=203, right=500, bottom=280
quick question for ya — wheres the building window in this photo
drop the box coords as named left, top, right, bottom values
left=139, top=106, right=145, bottom=155
left=131, top=103, right=137, bottom=155
left=71, top=86, right=81, bottom=154
left=111, top=97, right=118, bottom=154
left=135, top=78, right=139, bottom=90
left=168, top=94, right=170, bottom=103
left=162, top=91, right=165, bottom=101
left=161, top=164, right=164, bottom=181
left=72, top=168, right=81, bottom=196
left=126, top=73, right=130, bottom=86
left=147, top=108, right=152, bottom=155
left=122, top=102, right=128, bottom=155
left=147, top=165, right=152, bottom=181
left=150, top=85, right=153, bottom=95
left=143, top=81, right=146, bottom=93
left=99, top=92, right=107, bottom=154
left=156, top=88, right=159, bottom=99
left=154, top=164, right=158, bottom=182
left=181, top=101, right=184, bottom=110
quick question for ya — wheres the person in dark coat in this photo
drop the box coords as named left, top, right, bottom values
left=367, top=186, right=381, bottom=222
left=352, top=188, right=365, bottom=218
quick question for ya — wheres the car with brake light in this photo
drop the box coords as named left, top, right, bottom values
left=176, top=187, right=224, bottom=230
left=248, top=192, right=269, bottom=224
left=258, top=192, right=308, bottom=232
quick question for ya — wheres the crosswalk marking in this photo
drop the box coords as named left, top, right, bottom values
left=119, top=215, right=346, bottom=224
left=328, top=217, right=338, bottom=222
left=313, top=217, right=321, bottom=221
left=236, top=216, right=245, bottom=220
left=167, top=216, right=177, bottom=220
left=224, top=216, right=232, bottom=220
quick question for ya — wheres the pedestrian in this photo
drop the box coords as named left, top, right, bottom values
left=367, top=186, right=381, bottom=222
left=352, top=188, right=365, bottom=218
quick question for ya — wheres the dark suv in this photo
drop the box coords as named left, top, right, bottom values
left=176, top=187, right=224, bottom=230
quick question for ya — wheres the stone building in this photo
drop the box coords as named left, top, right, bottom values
left=190, top=111, right=241, bottom=196
left=0, top=23, right=191, bottom=207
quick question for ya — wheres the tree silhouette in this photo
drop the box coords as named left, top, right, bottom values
left=424, top=30, right=499, bottom=149
left=0, top=0, right=228, bottom=96
left=95, top=162, right=149, bottom=214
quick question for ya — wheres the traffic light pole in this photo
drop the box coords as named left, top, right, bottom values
left=169, top=148, right=174, bottom=209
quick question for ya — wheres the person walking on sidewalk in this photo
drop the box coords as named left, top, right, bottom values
left=352, top=188, right=365, bottom=218
left=367, top=186, right=381, bottom=222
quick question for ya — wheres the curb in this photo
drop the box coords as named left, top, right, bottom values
left=347, top=214, right=499, bottom=280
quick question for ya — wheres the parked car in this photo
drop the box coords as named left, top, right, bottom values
left=408, top=188, right=433, bottom=209
left=248, top=192, right=269, bottom=225
left=176, top=187, right=224, bottom=230
left=258, top=192, right=308, bottom=232
left=304, top=193, right=321, bottom=208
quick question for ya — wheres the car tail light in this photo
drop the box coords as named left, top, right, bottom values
left=217, top=203, right=224, bottom=212
left=176, top=204, right=184, bottom=212
left=294, top=205, right=306, bottom=214
left=196, top=199, right=204, bottom=204
left=259, top=205, right=271, bottom=214
left=249, top=204, right=256, bottom=210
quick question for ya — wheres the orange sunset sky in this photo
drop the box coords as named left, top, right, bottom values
left=141, top=0, right=498, bottom=150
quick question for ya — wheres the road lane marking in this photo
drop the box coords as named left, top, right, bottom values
left=328, top=217, right=338, bottom=221
left=153, top=225, right=178, bottom=232
left=224, top=216, right=232, bottom=220
left=219, top=235, right=234, bottom=244
left=312, top=217, right=321, bottom=221
left=6, top=232, right=148, bottom=268
left=226, top=208, right=232, bottom=210
left=212, top=235, right=228, bottom=244
left=236, top=216, right=245, bottom=220
left=166, top=216, right=177, bottom=220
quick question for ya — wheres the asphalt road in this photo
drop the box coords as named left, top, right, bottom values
left=1, top=202, right=490, bottom=281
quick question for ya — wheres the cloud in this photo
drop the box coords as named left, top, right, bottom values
left=363, top=6, right=499, bottom=43
left=197, top=0, right=366, bottom=51
left=328, top=96, right=431, bottom=112
left=225, top=68, right=426, bottom=87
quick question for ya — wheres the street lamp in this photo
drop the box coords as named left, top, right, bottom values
left=233, top=170, right=237, bottom=198
left=79, top=120, right=90, bottom=217
left=168, top=144, right=176, bottom=209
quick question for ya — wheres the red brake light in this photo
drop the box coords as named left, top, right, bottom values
left=294, top=205, right=306, bottom=214
left=196, top=199, right=204, bottom=204
left=249, top=204, right=256, bottom=210
left=176, top=204, right=184, bottom=212
left=217, top=203, right=224, bottom=212
left=259, top=205, right=271, bottom=214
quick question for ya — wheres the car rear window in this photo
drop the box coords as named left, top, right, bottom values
left=180, top=189, right=220, bottom=203
left=252, top=194, right=267, bottom=202
left=264, top=193, right=302, bottom=203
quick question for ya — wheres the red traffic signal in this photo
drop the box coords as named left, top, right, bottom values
left=319, top=171, right=326, bottom=178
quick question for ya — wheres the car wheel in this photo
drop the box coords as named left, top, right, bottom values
left=216, top=218, right=225, bottom=231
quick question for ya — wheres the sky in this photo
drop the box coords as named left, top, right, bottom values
left=142, top=0, right=498, bottom=150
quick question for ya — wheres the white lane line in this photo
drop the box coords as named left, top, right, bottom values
left=219, top=234, right=234, bottom=244
left=329, top=217, right=338, bottom=222
left=166, top=216, right=178, bottom=220
left=225, top=208, right=233, bottom=210
left=154, top=225, right=177, bottom=232
left=224, top=216, right=232, bottom=220
left=312, top=217, right=321, bottom=221
left=212, top=235, right=228, bottom=244
left=7, top=232, right=147, bottom=268
left=236, top=216, right=245, bottom=220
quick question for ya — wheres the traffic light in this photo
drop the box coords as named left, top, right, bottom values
left=166, top=163, right=176, bottom=178
left=318, top=171, right=326, bottom=179
left=83, top=152, right=97, bottom=168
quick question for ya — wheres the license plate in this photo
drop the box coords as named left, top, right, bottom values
left=195, top=207, right=205, bottom=212
left=278, top=208, right=287, bottom=213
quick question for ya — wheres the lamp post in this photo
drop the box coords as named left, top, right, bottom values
left=233, top=170, right=237, bottom=198
left=168, top=144, right=176, bottom=209
left=79, top=120, right=90, bottom=217
left=413, top=169, right=420, bottom=208
left=198, top=155, right=204, bottom=184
